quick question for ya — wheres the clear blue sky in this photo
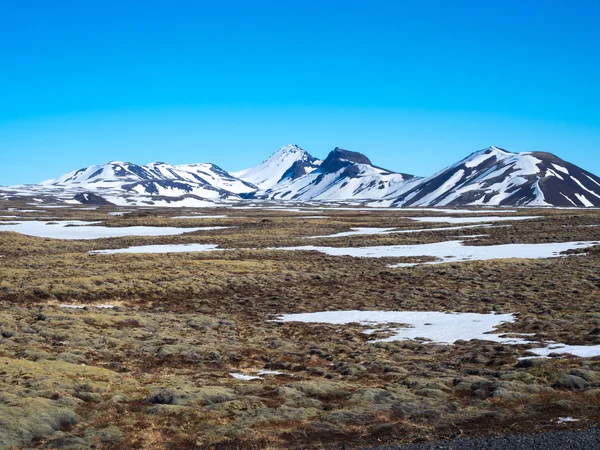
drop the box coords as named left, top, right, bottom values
left=1, top=0, right=598, bottom=185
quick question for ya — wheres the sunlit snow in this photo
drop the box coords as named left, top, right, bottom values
left=276, top=310, right=524, bottom=344
left=525, top=344, right=600, bottom=359
left=90, top=243, right=222, bottom=254
left=59, top=304, right=115, bottom=309
left=229, top=372, right=262, bottom=381
left=405, top=215, right=541, bottom=224
left=0, top=220, right=228, bottom=240
left=306, top=224, right=503, bottom=239
left=274, top=240, right=596, bottom=266
left=277, top=310, right=600, bottom=358
left=170, top=215, right=228, bottom=219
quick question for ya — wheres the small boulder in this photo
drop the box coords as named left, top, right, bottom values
left=555, top=374, right=589, bottom=391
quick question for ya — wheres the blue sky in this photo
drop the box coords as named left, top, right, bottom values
left=1, top=0, right=598, bottom=184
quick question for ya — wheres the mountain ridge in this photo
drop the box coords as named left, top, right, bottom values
left=2, top=144, right=599, bottom=207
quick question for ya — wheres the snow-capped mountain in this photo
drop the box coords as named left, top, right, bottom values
left=388, top=146, right=600, bottom=207
left=43, top=160, right=256, bottom=194
left=251, top=147, right=418, bottom=201
left=233, top=144, right=321, bottom=190
left=2, top=144, right=599, bottom=207
left=36, top=160, right=257, bottom=206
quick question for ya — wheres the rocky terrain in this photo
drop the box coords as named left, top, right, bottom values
left=0, top=201, right=599, bottom=448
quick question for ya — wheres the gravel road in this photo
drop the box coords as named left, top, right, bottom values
left=365, top=426, right=600, bottom=450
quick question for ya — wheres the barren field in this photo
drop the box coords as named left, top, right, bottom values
left=0, top=201, right=599, bottom=449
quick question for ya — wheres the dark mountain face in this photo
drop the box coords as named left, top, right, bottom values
left=73, top=193, right=114, bottom=205
left=278, top=154, right=320, bottom=183
left=530, top=154, right=600, bottom=207
left=120, top=179, right=230, bottom=196
left=390, top=147, right=600, bottom=207
left=319, top=148, right=374, bottom=174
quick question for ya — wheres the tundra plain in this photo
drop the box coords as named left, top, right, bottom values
left=0, top=201, right=599, bottom=449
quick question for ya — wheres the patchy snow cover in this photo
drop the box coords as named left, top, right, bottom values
left=276, top=310, right=600, bottom=358
left=404, top=216, right=541, bottom=224
left=557, top=417, right=579, bottom=424
left=307, top=227, right=398, bottom=238
left=295, top=216, right=329, bottom=219
left=7, top=209, right=43, bottom=213
left=306, top=224, right=503, bottom=239
left=273, top=240, right=596, bottom=266
left=170, top=215, right=228, bottom=219
left=525, top=343, right=600, bottom=359
left=257, top=370, right=285, bottom=376
left=0, top=220, right=226, bottom=240
left=276, top=311, right=524, bottom=344
left=229, top=206, right=323, bottom=213
left=90, top=243, right=222, bottom=255
left=229, top=373, right=262, bottom=381
left=59, top=304, right=115, bottom=309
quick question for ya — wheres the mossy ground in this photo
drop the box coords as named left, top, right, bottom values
left=0, top=201, right=599, bottom=448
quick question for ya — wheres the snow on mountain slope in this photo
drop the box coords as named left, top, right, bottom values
left=253, top=148, right=418, bottom=201
left=43, top=161, right=256, bottom=193
left=173, top=163, right=257, bottom=194
left=5, top=144, right=599, bottom=208
left=389, top=146, right=600, bottom=207
left=233, top=144, right=321, bottom=189
left=38, top=160, right=251, bottom=205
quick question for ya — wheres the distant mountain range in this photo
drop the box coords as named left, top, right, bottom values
left=2, top=145, right=599, bottom=207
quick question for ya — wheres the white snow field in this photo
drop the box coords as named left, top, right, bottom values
left=305, top=224, right=503, bottom=239
left=169, top=215, right=228, bottom=219
left=0, top=220, right=228, bottom=240
left=404, top=215, right=541, bottom=224
left=277, top=310, right=600, bottom=358
left=307, top=227, right=398, bottom=238
left=59, top=304, right=115, bottom=309
left=274, top=240, right=597, bottom=266
left=90, top=243, right=222, bottom=255
left=229, top=373, right=262, bottom=381
left=524, top=343, right=600, bottom=358
left=276, top=310, right=523, bottom=344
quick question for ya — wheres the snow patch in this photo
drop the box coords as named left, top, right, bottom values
left=272, top=240, right=596, bottom=266
left=276, top=311, right=524, bottom=345
left=405, top=216, right=540, bottom=224
left=229, top=373, right=262, bottom=381
left=0, top=221, right=227, bottom=240
left=60, top=304, right=115, bottom=309
left=90, top=243, right=222, bottom=255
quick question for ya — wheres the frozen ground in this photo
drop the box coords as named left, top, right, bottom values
left=169, top=215, right=229, bottom=219
left=404, top=215, right=541, bottom=224
left=525, top=343, right=600, bottom=358
left=306, top=224, right=503, bottom=239
left=90, top=243, right=222, bottom=254
left=0, top=220, right=229, bottom=240
left=277, top=310, right=600, bottom=358
left=276, top=310, right=523, bottom=345
left=275, top=240, right=597, bottom=266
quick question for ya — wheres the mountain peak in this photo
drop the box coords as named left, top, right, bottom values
left=319, top=148, right=373, bottom=174
left=233, top=144, right=317, bottom=189
left=276, top=144, right=303, bottom=153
